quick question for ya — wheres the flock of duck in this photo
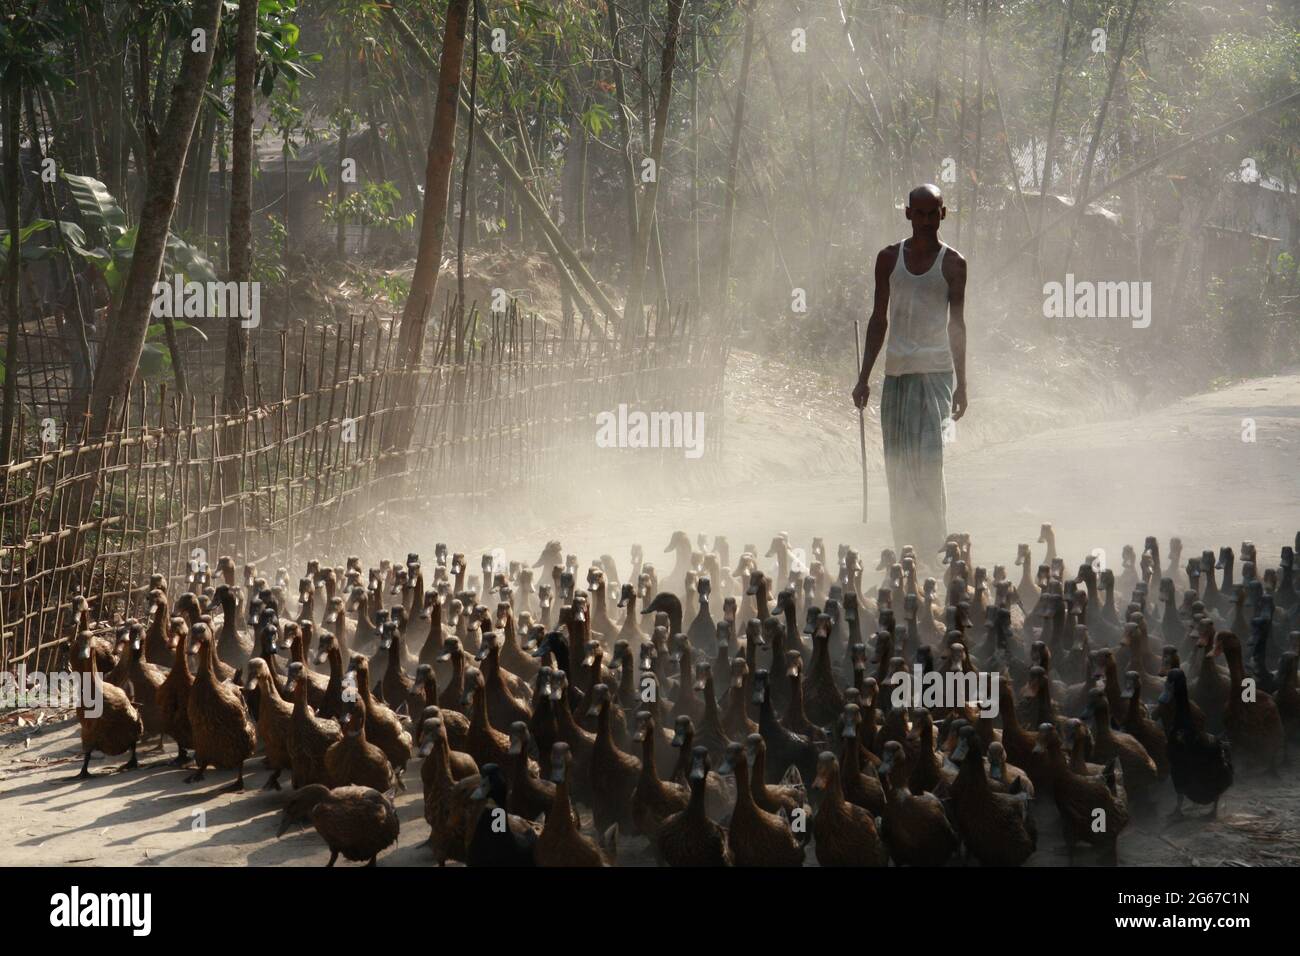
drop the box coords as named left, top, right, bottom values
left=60, top=525, right=1300, bottom=866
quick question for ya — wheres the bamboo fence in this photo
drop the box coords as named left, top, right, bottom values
left=0, top=301, right=729, bottom=671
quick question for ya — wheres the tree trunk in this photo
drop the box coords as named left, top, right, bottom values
left=335, top=35, right=355, bottom=261
left=623, top=0, right=686, bottom=334
left=2, top=81, right=21, bottom=462
left=393, top=0, right=469, bottom=368
left=455, top=0, right=481, bottom=360
left=1035, top=0, right=1076, bottom=280
left=606, top=0, right=640, bottom=262
left=385, top=6, right=620, bottom=327
left=1063, top=0, right=1138, bottom=273
left=222, top=0, right=258, bottom=417
left=713, top=0, right=759, bottom=322
left=969, top=0, right=989, bottom=258
left=74, top=0, right=223, bottom=439
left=689, top=8, right=702, bottom=305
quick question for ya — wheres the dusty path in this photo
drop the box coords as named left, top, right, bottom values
left=2, top=367, right=1298, bottom=866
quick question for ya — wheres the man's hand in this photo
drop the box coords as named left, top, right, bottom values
left=852, top=377, right=870, bottom=409
left=951, top=381, right=968, bottom=421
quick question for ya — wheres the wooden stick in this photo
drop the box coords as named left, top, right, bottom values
left=853, top=317, right=868, bottom=524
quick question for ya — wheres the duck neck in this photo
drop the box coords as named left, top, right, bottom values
left=701, top=678, right=723, bottom=730
left=1221, top=556, right=1235, bottom=592
left=471, top=685, right=490, bottom=730
left=732, top=756, right=756, bottom=814
left=811, top=634, right=832, bottom=682
left=551, top=772, right=578, bottom=835
left=784, top=671, right=808, bottom=728
left=638, top=729, right=660, bottom=785
left=686, top=773, right=708, bottom=818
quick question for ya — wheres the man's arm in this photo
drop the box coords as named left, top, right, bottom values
left=945, top=251, right=968, bottom=420
left=852, top=247, right=894, bottom=408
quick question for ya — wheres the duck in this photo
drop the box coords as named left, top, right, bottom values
left=686, top=575, right=715, bottom=650
left=753, top=668, right=818, bottom=786
left=655, top=747, right=733, bottom=866
left=746, top=732, right=812, bottom=828
left=721, top=657, right=759, bottom=740
left=803, top=613, right=844, bottom=726
left=144, top=589, right=173, bottom=666
left=246, top=657, right=294, bottom=790
left=466, top=764, right=540, bottom=866
left=1120, top=670, right=1169, bottom=779
left=1161, top=668, right=1233, bottom=818
left=691, top=661, right=734, bottom=765
left=535, top=742, right=615, bottom=866
left=155, top=616, right=195, bottom=765
left=68, top=631, right=143, bottom=779
left=418, top=706, right=478, bottom=785
left=460, top=666, right=513, bottom=769
left=877, top=740, right=958, bottom=866
left=325, top=700, right=396, bottom=792
left=1213, top=630, right=1283, bottom=773
left=948, top=725, right=1037, bottom=866
left=837, top=705, right=886, bottom=814
left=550, top=670, right=598, bottom=804
left=348, top=654, right=412, bottom=781
left=421, top=715, right=482, bottom=865
left=212, top=584, right=254, bottom=678
left=496, top=603, right=540, bottom=682
left=719, top=741, right=804, bottom=866
left=642, top=590, right=684, bottom=644
left=810, top=751, right=886, bottom=866
left=476, top=630, right=532, bottom=732
left=1034, top=722, right=1129, bottom=862
left=588, top=683, right=641, bottom=836
left=986, top=740, right=1034, bottom=796
left=376, top=621, right=414, bottom=707
left=504, top=721, right=571, bottom=824
left=185, top=623, right=256, bottom=789
left=785, top=647, right=826, bottom=743
left=312, top=631, right=347, bottom=720
left=287, top=660, right=341, bottom=789
left=1083, top=687, right=1159, bottom=800
left=123, top=621, right=167, bottom=744
left=277, top=783, right=399, bottom=867
left=666, top=716, right=735, bottom=822
left=997, top=678, right=1058, bottom=799
left=631, top=711, right=689, bottom=840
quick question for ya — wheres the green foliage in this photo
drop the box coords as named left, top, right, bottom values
left=320, top=180, right=414, bottom=232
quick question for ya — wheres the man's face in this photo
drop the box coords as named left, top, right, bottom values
left=906, top=195, right=945, bottom=234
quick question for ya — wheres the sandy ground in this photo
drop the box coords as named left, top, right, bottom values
left=2, top=363, right=1298, bottom=866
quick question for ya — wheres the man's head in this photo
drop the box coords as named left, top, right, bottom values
left=905, top=184, right=945, bottom=236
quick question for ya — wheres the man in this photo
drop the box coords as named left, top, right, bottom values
left=851, top=184, right=967, bottom=559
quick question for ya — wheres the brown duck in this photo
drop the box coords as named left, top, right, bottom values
left=185, top=623, right=256, bottom=790
left=69, top=631, right=143, bottom=779
left=279, top=783, right=399, bottom=867
left=811, top=751, right=886, bottom=866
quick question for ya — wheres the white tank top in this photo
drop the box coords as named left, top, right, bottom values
left=883, top=239, right=954, bottom=376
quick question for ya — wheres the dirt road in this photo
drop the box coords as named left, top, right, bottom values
left=1, top=366, right=1297, bottom=866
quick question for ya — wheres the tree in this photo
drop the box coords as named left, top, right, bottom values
left=222, top=0, right=258, bottom=417
left=74, top=0, right=224, bottom=438
left=393, top=0, right=470, bottom=368
left=622, top=0, right=686, bottom=335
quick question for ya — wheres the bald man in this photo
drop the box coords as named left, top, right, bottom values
left=851, top=185, right=967, bottom=559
